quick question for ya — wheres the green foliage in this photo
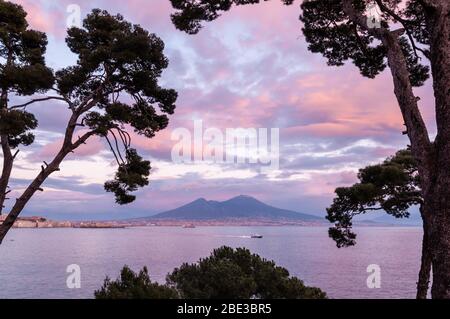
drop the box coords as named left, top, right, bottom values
left=167, top=246, right=327, bottom=299
left=169, top=0, right=429, bottom=85
left=0, top=109, right=37, bottom=147
left=0, top=1, right=54, bottom=94
left=0, top=2, right=177, bottom=233
left=56, top=9, right=177, bottom=114
left=301, top=0, right=386, bottom=78
left=327, top=149, right=422, bottom=247
left=403, top=0, right=430, bottom=47
left=86, top=101, right=169, bottom=139
left=300, top=0, right=429, bottom=84
left=57, top=9, right=177, bottom=204
left=0, top=0, right=54, bottom=148
left=104, top=149, right=151, bottom=205
left=95, top=247, right=326, bottom=299
left=398, top=36, right=429, bottom=87
left=95, top=266, right=179, bottom=299
left=170, top=0, right=294, bottom=35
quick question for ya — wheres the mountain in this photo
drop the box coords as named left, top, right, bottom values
left=353, top=209, right=422, bottom=226
left=148, top=195, right=323, bottom=221
left=372, top=212, right=422, bottom=226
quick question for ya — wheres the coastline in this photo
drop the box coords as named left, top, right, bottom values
left=0, top=215, right=420, bottom=229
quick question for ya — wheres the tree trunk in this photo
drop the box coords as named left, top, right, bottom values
left=425, top=1, right=450, bottom=300
left=0, top=86, right=12, bottom=214
left=0, top=135, right=13, bottom=214
left=0, top=149, right=66, bottom=244
left=416, top=206, right=432, bottom=299
left=426, top=176, right=450, bottom=298
left=0, top=112, right=95, bottom=244
left=428, top=200, right=450, bottom=298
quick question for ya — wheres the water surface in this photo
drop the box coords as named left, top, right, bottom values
left=0, top=226, right=422, bottom=299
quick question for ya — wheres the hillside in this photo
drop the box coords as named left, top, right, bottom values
left=147, top=195, right=323, bottom=221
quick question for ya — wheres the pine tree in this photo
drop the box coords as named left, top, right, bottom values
left=168, top=0, right=450, bottom=298
left=0, top=5, right=177, bottom=243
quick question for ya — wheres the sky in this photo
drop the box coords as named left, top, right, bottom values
left=3, top=0, right=435, bottom=220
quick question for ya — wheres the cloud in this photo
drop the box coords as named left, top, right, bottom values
left=5, top=0, right=434, bottom=219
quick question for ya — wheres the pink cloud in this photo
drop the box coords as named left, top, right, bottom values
left=15, top=0, right=67, bottom=37
left=6, top=0, right=436, bottom=218
left=32, top=132, right=104, bottom=161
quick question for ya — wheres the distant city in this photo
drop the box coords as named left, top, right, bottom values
left=1, top=195, right=422, bottom=228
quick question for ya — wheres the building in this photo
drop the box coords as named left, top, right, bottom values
left=13, top=220, right=38, bottom=228
left=0, top=215, right=73, bottom=228
left=0, top=215, right=49, bottom=228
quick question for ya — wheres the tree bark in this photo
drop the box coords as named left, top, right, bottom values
left=342, top=0, right=450, bottom=299
left=0, top=112, right=95, bottom=244
left=0, top=135, right=13, bottom=214
left=0, top=78, right=102, bottom=243
left=0, top=83, right=13, bottom=214
left=422, top=1, right=450, bottom=299
left=426, top=186, right=450, bottom=298
left=0, top=150, right=65, bottom=243
left=416, top=206, right=432, bottom=299
left=380, top=29, right=433, bottom=176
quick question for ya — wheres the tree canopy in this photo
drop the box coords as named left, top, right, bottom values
left=326, top=149, right=433, bottom=299
left=170, top=0, right=429, bottom=83
left=301, top=0, right=429, bottom=84
left=327, top=149, right=421, bottom=247
left=95, top=266, right=179, bottom=299
left=0, top=0, right=54, bottom=149
left=95, top=246, right=327, bottom=299
left=0, top=6, right=177, bottom=242
left=57, top=9, right=177, bottom=204
left=167, top=246, right=326, bottom=299
left=167, top=0, right=450, bottom=298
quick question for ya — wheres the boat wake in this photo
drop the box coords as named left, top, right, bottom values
left=216, top=235, right=262, bottom=239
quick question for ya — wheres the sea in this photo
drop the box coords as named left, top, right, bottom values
left=0, top=226, right=424, bottom=299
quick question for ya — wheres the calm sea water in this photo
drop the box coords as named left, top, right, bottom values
left=0, top=226, right=423, bottom=299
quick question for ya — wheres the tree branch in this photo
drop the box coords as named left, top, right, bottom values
left=342, top=0, right=432, bottom=180
left=105, top=134, right=122, bottom=167
left=417, top=206, right=432, bottom=299
left=374, top=0, right=412, bottom=24
left=109, top=129, right=125, bottom=164
left=374, top=0, right=430, bottom=60
left=9, top=96, right=70, bottom=109
left=71, top=130, right=96, bottom=150
left=342, top=0, right=389, bottom=38
left=0, top=113, right=96, bottom=243
left=359, top=206, right=384, bottom=212
left=417, top=0, right=442, bottom=9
